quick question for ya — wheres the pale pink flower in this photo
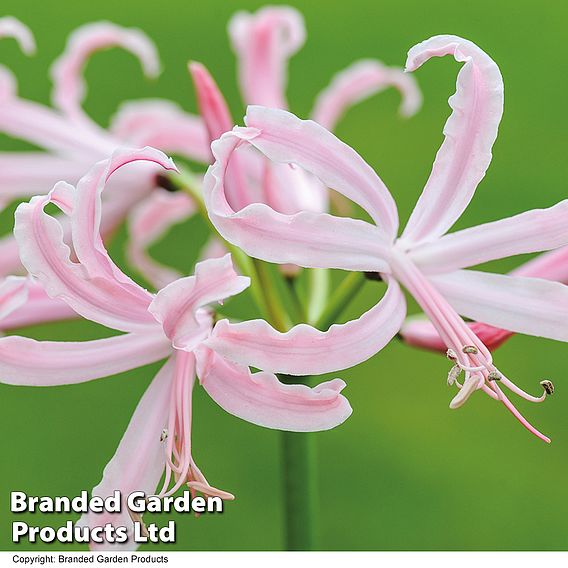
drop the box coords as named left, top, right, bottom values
left=201, top=35, right=568, bottom=443
left=189, top=5, right=421, bottom=216
left=2, top=147, right=351, bottom=549
left=0, top=18, right=209, bottom=325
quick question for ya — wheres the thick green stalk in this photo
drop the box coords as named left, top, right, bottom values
left=280, top=376, right=319, bottom=550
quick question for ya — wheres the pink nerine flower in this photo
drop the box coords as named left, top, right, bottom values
left=0, top=18, right=209, bottom=325
left=2, top=147, right=351, bottom=550
left=201, top=35, right=568, bottom=443
left=189, top=5, right=421, bottom=215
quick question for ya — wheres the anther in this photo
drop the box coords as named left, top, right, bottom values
left=487, top=371, right=501, bottom=382
left=446, top=349, right=457, bottom=361
left=447, top=364, right=461, bottom=386
left=160, top=429, right=168, bottom=442
left=462, top=346, right=478, bottom=354
left=540, top=380, right=555, bottom=396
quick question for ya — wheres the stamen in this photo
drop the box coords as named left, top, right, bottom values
left=449, top=372, right=481, bottom=409
left=389, top=250, right=552, bottom=441
left=540, top=380, right=555, bottom=396
left=447, top=364, right=461, bottom=386
left=446, top=349, right=457, bottom=361
left=127, top=507, right=149, bottom=538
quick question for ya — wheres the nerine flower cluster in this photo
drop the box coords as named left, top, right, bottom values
left=1, top=5, right=567, bottom=549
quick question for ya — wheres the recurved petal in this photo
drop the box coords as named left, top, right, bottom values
left=431, top=269, right=568, bottom=342
left=206, top=276, right=406, bottom=375
left=71, top=147, right=177, bottom=290
left=110, top=99, right=210, bottom=163
left=149, top=254, right=249, bottom=350
left=244, top=105, right=398, bottom=238
left=77, top=357, right=174, bottom=551
left=51, top=22, right=160, bottom=121
left=195, top=346, right=352, bottom=432
left=402, top=35, right=504, bottom=245
left=0, top=16, right=35, bottom=54
left=411, top=200, right=568, bottom=274
left=14, top=190, right=156, bottom=333
left=312, top=59, right=422, bottom=130
left=0, top=331, right=171, bottom=386
left=228, top=6, right=305, bottom=109
left=203, top=123, right=392, bottom=272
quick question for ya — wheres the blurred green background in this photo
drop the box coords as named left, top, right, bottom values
left=1, top=0, right=567, bottom=551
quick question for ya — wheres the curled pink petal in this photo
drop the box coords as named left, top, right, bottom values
left=0, top=17, right=33, bottom=103
left=195, top=347, right=352, bottom=432
left=51, top=22, right=160, bottom=121
left=206, top=277, right=406, bottom=375
left=127, top=189, right=196, bottom=289
left=149, top=254, right=249, bottom=350
left=110, top=99, right=210, bottom=163
left=228, top=6, right=305, bottom=108
left=71, top=146, right=177, bottom=288
left=78, top=358, right=174, bottom=551
left=401, top=35, right=504, bottom=245
left=203, top=119, right=392, bottom=272
left=312, top=59, right=422, bottom=130
left=244, top=106, right=398, bottom=237
left=431, top=269, right=568, bottom=342
left=0, top=17, right=35, bottom=54
left=14, top=190, right=156, bottom=333
left=411, top=200, right=568, bottom=274
left=0, top=331, right=171, bottom=386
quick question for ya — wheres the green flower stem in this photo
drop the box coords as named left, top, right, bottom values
left=315, top=271, right=366, bottom=330
left=307, top=268, right=329, bottom=325
left=172, top=169, right=274, bottom=322
left=252, top=258, right=291, bottom=332
left=280, top=375, right=319, bottom=551
left=285, top=275, right=308, bottom=323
